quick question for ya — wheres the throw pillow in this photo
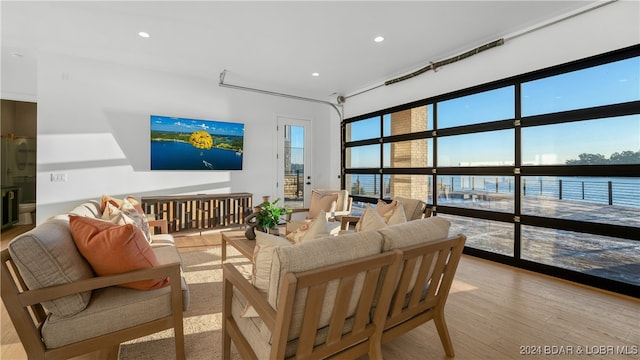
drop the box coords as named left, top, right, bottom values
left=355, top=205, right=388, bottom=232
left=101, top=199, right=152, bottom=243
left=100, top=195, right=122, bottom=213
left=375, top=199, right=398, bottom=221
left=286, top=210, right=330, bottom=243
left=386, top=203, right=407, bottom=225
left=243, top=231, right=293, bottom=317
left=307, top=190, right=338, bottom=219
left=69, top=216, right=169, bottom=290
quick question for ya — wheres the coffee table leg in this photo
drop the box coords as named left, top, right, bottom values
left=221, top=236, right=227, bottom=264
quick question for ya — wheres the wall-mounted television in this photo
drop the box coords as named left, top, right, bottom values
left=150, top=115, right=244, bottom=170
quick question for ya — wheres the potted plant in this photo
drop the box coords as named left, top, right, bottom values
left=256, top=198, right=288, bottom=235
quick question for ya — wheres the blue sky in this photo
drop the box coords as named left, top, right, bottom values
left=151, top=115, right=244, bottom=137
left=348, top=56, right=639, bottom=167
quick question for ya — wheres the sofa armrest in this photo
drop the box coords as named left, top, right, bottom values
left=223, top=263, right=276, bottom=330
left=15, top=260, right=182, bottom=308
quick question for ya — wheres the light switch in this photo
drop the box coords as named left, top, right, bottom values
left=50, top=173, right=67, bottom=182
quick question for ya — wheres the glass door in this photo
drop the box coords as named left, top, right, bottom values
left=276, top=117, right=312, bottom=209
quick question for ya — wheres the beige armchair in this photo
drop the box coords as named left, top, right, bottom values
left=1, top=247, right=186, bottom=360
left=285, top=189, right=352, bottom=235
left=1, top=201, right=188, bottom=360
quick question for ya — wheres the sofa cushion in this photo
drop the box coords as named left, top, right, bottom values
left=8, top=218, right=94, bottom=318
left=378, top=217, right=451, bottom=295
left=268, top=230, right=383, bottom=341
left=69, top=216, right=169, bottom=290
left=41, top=283, right=175, bottom=348
left=378, top=216, right=450, bottom=252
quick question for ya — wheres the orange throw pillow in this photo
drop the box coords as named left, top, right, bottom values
left=69, top=216, right=168, bottom=290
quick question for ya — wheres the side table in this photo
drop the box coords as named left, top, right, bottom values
left=221, top=230, right=256, bottom=264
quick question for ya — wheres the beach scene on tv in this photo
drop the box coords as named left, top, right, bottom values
left=150, top=115, right=244, bottom=170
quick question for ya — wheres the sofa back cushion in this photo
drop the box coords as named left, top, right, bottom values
left=378, top=216, right=451, bottom=294
left=379, top=216, right=450, bottom=252
left=268, top=230, right=383, bottom=341
left=8, top=218, right=94, bottom=317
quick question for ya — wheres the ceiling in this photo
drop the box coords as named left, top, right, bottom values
left=2, top=1, right=601, bottom=102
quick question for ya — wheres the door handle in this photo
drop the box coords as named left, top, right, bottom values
left=306, top=182, right=311, bottom=185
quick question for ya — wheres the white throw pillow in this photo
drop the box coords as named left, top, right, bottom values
left=286, top=210, right=330, bottom=243
left=243, top=232, right=293, bottom=317
left=386, top=203, right=407, bottom=225
left=355, top=205, right=388, bottom=232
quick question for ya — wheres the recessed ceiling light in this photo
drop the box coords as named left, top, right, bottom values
left=374, top=36, right=384, bottom=43
left=138, top=31, right=150, bottom=38
left=312, top=72, right=320, bottom=77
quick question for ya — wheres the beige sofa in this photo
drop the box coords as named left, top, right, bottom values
left=223, top=216, right=466, bottom=359
left=2, top=200, right=189, bottom=359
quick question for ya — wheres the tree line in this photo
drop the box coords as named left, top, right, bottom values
left=565, top=150, right=640, bottom=165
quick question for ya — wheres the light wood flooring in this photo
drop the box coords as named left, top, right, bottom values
left=1, top=228, right=638, bottom=359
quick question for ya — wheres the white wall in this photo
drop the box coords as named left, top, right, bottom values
left=35, top=53, right=335, bottom=222
left=344, top=1, right=639, bottom=118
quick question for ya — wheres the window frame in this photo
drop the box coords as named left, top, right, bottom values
left=341, top=44, right=640, bottom=297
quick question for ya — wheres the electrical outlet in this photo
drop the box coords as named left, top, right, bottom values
left=50, top=173, right=67, bottom=182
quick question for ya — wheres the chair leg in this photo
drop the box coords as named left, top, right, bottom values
left=103, top=344, right=120, bottom=360
left=434, top=310, right=455, bottom=357
left=222, top=319, right=231, bottom=360
left=174, top=322, right=186, bottom=360
left=368, top=337, right=384, bottom=360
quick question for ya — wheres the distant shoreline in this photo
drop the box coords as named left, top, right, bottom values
left=151, top=139, right=242, bottom=152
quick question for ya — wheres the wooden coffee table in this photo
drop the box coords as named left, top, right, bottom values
left=221, top=230, right=256, bottom=263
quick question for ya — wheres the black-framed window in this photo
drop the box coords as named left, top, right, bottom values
left=342, top=45, right=640, bottom=297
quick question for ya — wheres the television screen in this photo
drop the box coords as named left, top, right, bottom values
left=150, top=115, right=244, bottom=170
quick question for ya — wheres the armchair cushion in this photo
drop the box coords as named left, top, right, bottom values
left=69, top=216, right=169, bottom=290
left=7, top=218, right=94, bottom=318
left=395, top=196, right=427, bottom=221
left=308, top=190, right=338, bottom=218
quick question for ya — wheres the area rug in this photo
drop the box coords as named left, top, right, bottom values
left=119, top=246, right=251, bottom=359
